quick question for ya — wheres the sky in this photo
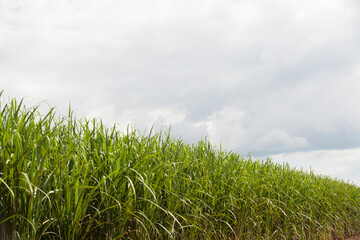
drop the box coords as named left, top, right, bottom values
left=1, top=0, right=360, bottom=185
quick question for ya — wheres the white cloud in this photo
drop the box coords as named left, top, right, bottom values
left=269, top=147, right=360, bottom=186
left=147, top=107, right=187, bottom=125
left=254, top=129, right=309, bottom=152
left=0, top=0, right=359, bottom=183
left=206, top=106, right=248, bottom=150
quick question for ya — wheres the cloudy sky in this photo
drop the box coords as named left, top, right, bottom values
left=1, top=0, right=360, bottom=185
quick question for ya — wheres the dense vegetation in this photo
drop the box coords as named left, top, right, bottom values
left=1, top=92, right=360, bottom=239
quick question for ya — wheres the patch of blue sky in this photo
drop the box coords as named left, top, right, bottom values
left=11, top=6, right=21, bottom=13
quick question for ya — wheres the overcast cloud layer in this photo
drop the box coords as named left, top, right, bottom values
left=1, top=0, right=360, bottom=184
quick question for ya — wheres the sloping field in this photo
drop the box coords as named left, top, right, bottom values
left=1, top=93, right=360, bottom=239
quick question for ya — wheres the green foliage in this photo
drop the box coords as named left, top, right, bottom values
left=1, top=92, right=360, bottom=239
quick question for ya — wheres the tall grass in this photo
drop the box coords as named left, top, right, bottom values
left=1, top=92, right=360, bottom=239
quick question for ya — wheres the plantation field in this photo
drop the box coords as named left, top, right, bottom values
left=1, top=92, right=360, bottom=239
